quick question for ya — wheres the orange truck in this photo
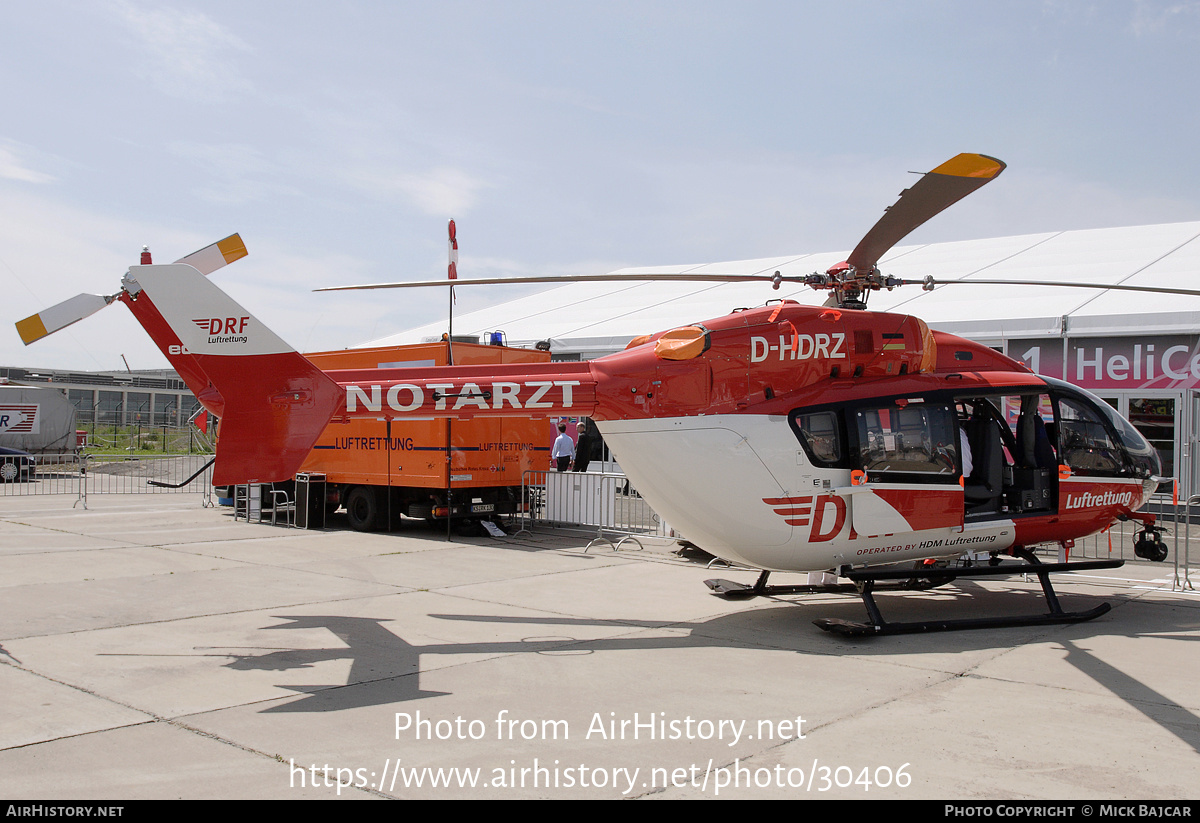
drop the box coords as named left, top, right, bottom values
left=297, top=340, right=553, bottom=530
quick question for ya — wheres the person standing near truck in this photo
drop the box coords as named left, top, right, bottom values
left=573, top=419, right=595, bottom=472
left=551, top=422, right=574, bottom=472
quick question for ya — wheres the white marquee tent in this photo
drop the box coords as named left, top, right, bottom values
left=362, top=221, right=1200, bottom=357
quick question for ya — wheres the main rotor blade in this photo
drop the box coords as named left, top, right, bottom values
left=15, top=293, right=114, bottom=345
left=317, top=271, right=790, bottom=291
left=319, top=268, right=1200, bottom=303
left=911, top=277, right=1200, bottom=298
left=846, top=153, right=1005, bottom=272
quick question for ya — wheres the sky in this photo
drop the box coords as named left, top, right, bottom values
left=3, top=0, right=1200, bottom=372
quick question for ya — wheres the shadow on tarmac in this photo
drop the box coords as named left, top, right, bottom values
left=212, top=586, right=1200, bottom=761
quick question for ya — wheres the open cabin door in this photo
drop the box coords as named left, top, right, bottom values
left=848, top=401, right=965, bottom=535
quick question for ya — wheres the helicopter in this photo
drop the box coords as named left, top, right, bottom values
left=15, top=153, right=1181, bottom=636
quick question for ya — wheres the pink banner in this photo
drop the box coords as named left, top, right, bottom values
left=1008, top=336, right=1200, bottom=390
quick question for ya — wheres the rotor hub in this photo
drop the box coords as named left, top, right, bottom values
left=803, top=262, right=903, bottom=309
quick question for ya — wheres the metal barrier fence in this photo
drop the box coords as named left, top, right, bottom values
left=517, top=469, right=672, bottom=550
left=1047, top=492, right=1193, bottom=591
left=0, top=453, right=214, bottom=507
left=1181, top=496, right=1200, bottom=591
left=83, top=424, right=214, bottom=455
left=5, top=455, right=1195, bottom=591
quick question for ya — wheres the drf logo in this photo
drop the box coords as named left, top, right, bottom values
left=763, top=494, right=847, bottom=543
left=194, top=316, right=249, bottom=335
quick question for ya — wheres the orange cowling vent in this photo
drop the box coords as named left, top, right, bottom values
left=915, top=317, right=937, bottom=374
left=625, top=334, right=652, bottom=350
left=654, top=326, right=710, bottom=361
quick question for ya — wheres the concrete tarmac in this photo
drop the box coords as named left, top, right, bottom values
left=1, top=494, right=1198, bottom=800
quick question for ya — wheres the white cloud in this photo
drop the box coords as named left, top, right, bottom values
left=351, top=166, right=491, bottom=216
left=0, top=140, right=56, bottom=184
left=1130, top=0, right=1200, bottom=37
left=107, top=0, right=253, bottom=101
left=168, top=141, right=299, bottom=204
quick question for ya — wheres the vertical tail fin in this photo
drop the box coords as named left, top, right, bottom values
left=120, top=263, right=344, bottom=485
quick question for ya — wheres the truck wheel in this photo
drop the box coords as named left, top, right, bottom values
left=345, top=486, right=379, bottom=532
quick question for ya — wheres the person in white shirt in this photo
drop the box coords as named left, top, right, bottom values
left=960, top=426, right=973, bottom=478
left=552, top=422, right=575, bottom=472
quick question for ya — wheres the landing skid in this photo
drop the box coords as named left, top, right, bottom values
left=704, top=570, right=934, bottom=600
left=704, top=551, right=1125, bottom=637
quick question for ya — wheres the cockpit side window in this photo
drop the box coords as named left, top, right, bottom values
left=792, top=410, right=845, bottom=467
left=1040, top=376, right=1160, bottom=479
left=1056, top=396, right=1123, bottom=476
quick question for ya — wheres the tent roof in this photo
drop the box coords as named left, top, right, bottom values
left=362, top=221, right=1200, bottom=356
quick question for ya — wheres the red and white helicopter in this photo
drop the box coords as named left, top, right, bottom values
left=16, top=153, right=1181, bottom=635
